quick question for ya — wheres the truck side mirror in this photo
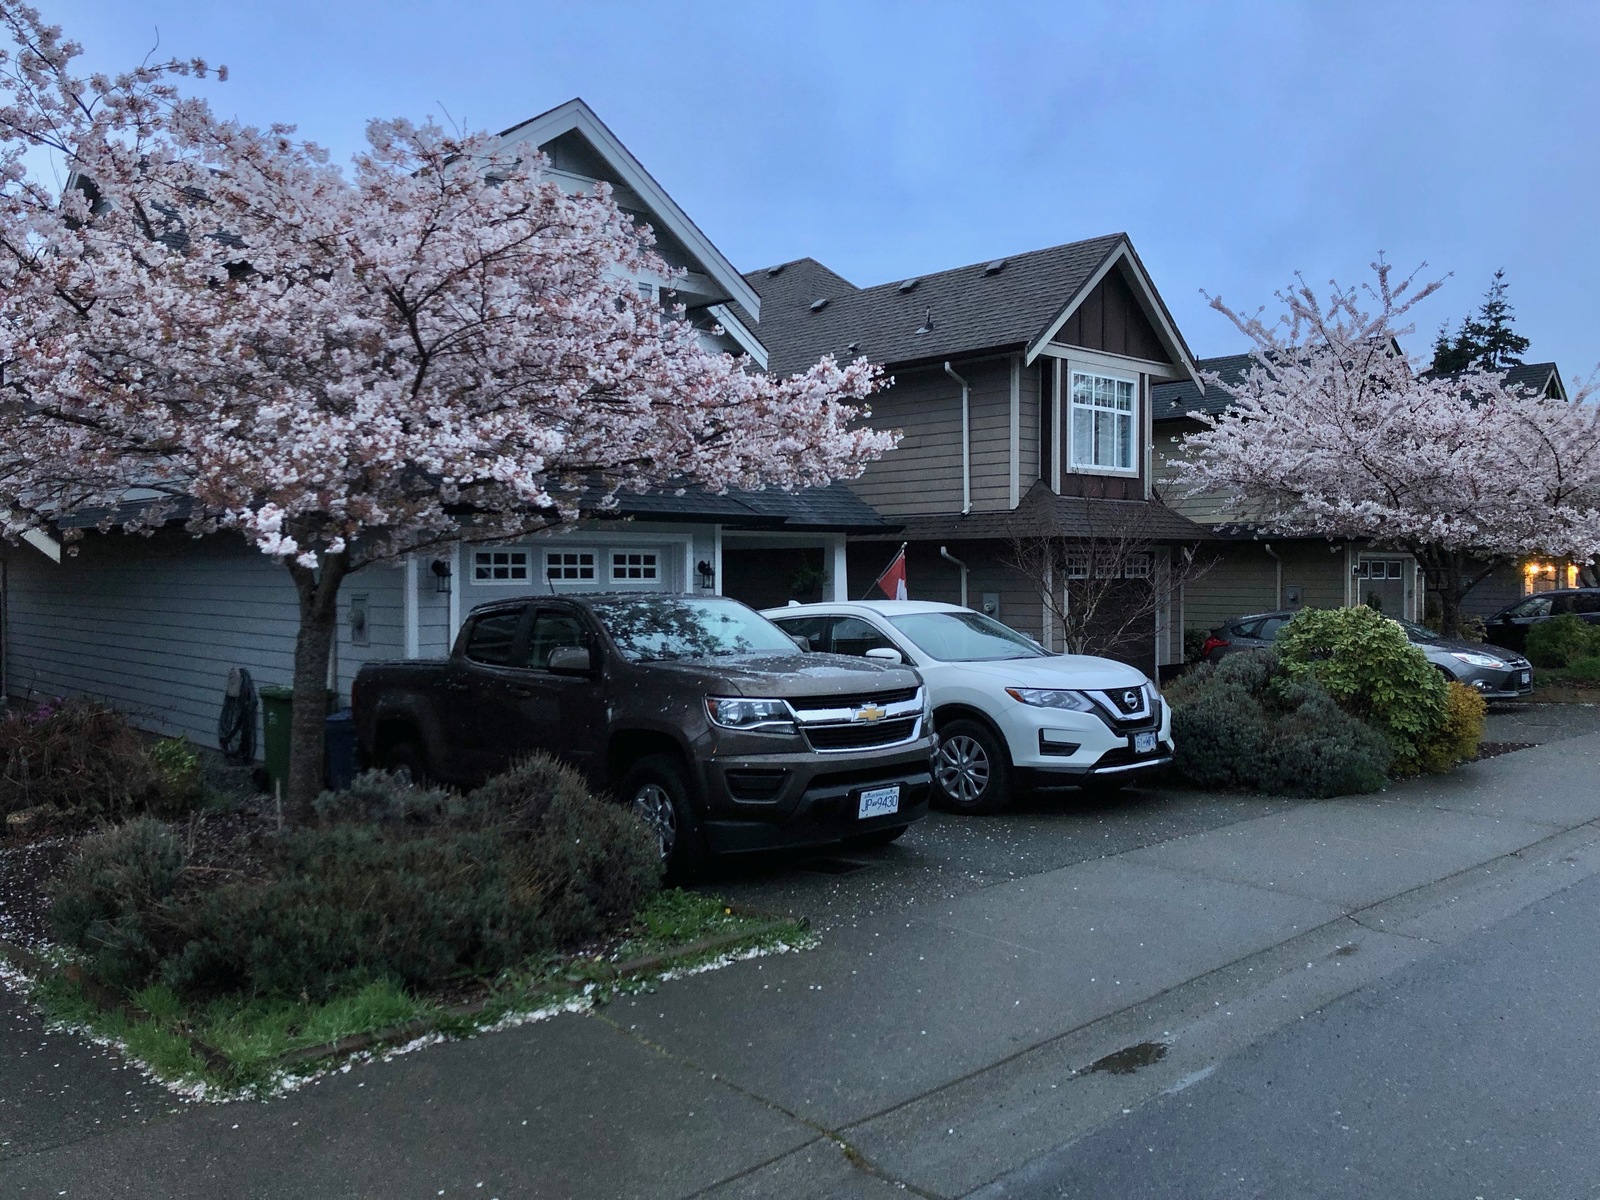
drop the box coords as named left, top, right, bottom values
left=864, top=647, right=903, bottom=664
left=546, top=646, right=593, bottom=675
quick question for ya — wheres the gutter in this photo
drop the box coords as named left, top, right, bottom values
left=1262, top=542, right=1282, bottom=609
left=940, top=545, right=969, bottom=609
left=944, top=361, right=971, bottom=515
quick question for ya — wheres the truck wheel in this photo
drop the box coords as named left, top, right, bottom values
left=384, top=741, right=431, bottom=788
left=621, top=755, right=709, bottom=883
left=932, top=718, right=1011, bottom=814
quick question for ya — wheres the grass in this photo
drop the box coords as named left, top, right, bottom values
left=25, top=888, right=807, bottom=1096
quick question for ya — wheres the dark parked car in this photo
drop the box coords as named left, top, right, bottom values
left=352, top=593, right=935, bottom=877
left=1201, top=609, right=1533, bottom=700
left=1483, top=589, right=1600, bottom=652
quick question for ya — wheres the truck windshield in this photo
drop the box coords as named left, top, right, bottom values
left=887, top=611, right=1048, bottom=662
left=589, top=596, right=800, bottom=663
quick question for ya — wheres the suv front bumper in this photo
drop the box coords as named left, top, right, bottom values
left=697, top=735, right=935, bottom=855
left=999, top=698, right=1174, bottom=788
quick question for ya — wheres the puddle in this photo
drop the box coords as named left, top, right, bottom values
left=1086, top=1040, right=1169, bottom=1076
left=1333, top=943, right=1360, bottom=957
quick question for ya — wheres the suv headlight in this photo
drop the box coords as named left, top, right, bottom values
left=705, top=696, right=797, bottom=734
left=1450, top=651, right=1507, bottom=668
left=1005, top=687, right=1096, bottom=712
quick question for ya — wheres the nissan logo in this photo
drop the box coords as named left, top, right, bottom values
left=1121, top=689, right=1140, bottom=710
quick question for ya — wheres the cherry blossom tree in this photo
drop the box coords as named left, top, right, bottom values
left=1171, top=259, right=1600, bottom=637
left=0, top=5, right=894, bottom=815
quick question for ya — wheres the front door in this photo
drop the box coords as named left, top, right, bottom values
left=1357, top=557, right=1408, bottom=617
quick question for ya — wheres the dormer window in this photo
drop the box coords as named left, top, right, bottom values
left=1069, top=370, right=1137, bottom=472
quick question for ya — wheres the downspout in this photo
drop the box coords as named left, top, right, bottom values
left=1262, top=542, right=1282, bottom=609
left=944, top=361, right=971, bottom=515
left=940, top=545, right=969, bottom=609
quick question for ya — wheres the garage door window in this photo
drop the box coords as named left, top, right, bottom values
left=473, top=549, right=529, bottom=583
left=611, top=552, right=659, bottom=582
left=545, top=551, right=596, bottom=582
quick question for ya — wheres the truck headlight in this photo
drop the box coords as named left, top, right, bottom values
left=1004, top=687, right=1096, bottom=712
left=705, top=696, right=797, bottom=734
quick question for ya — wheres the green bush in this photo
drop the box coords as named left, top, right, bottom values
left=1567, top=655, right=1600, bottom=683
left=1183, top=628, right=1212, bottom=665
left=52, top=755, right=661, bottom=1001
left=48, top=819, right=184, bottom=990
left=147, top=739, right=206, bottom=816
left=1414, top=681, right=1487, bottom=774
left=1167, top=652, right=1391, bottom=798
left=1524, top=614, right=1600, bottom=668
left=1276, top=606, right=1447, bottom=770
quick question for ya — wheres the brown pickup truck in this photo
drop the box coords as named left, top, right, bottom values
left=352, top=593, right=935, bottom=877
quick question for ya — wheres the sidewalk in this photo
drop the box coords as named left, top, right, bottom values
left=6, top=730, right=1600, bottom=1198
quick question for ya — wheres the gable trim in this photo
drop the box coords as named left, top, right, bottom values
left=1024, top=241, right=1201, bottom=387
left=495, top=99, right=762, bottom=320
left=708, top=303, right=769, bottom=368
left=1034, top=344, right=1186, bottom=380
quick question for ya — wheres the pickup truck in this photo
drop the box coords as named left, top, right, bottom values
left=352, top=593, right=935, bottom=877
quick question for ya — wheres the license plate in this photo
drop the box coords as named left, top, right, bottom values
left=1132, top=731, right=1158, bottom=754
left=1519, top=670, right=1531, bottom=685
left=857, top=785, right=900, bottom=820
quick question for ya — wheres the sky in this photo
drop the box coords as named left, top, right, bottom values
left=42, top=0, right=1600, bottom=377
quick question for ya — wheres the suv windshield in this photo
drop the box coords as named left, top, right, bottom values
left=887, top=611, right=1047, bottom=662
left=589, top=596, right=799, bottom=663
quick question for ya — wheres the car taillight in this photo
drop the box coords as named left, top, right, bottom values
left=1200, top=635, right=1229, bottom=657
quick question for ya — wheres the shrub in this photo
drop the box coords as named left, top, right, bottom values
left=1168, top=653, right=1391, bottom=798
left=52, top=755, right=661, bottom=1001
left=1524, top=614, right=1600, bottom=668
left=1567, top=655, right=1600, bottom=683
left=1414, top=681, right=1487, bottom=774
left=48, top=819, right=184, bottom=990
left=0, top=698, right=162, bottom=818
left=1275, top=606, right=1447, bottom=769
left=147, top=739, right=206, bottom=816
left=1183, top=628, right=1212, bottom=665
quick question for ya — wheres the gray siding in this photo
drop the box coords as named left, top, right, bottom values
left=1183, top=545, right=1278, bottom=634
left=1018, top=359, right=1041, bottom=490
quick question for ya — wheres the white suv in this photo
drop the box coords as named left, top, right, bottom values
left=762, top=600, right=1173, bottom=814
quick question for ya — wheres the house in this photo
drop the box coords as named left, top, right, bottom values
left=738, top=235, right=1214, bottom=676
left=1150, top=355, right=1575, bottom=636
left=0, top=99, right=890, bottom=749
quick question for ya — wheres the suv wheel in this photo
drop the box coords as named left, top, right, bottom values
left=621, top=754, right=709, bottom=882
left=932, top=718, right=1011, bottom=814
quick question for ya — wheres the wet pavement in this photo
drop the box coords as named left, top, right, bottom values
left=3, top=707, right=1599, bottom=1197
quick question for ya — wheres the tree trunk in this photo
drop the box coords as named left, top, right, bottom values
left=286, top=554, right=349, bottom=824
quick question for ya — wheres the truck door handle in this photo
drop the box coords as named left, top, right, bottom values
left=509, top=685, right=535, bottom=698
left=444, top=680, right=469, bottom=692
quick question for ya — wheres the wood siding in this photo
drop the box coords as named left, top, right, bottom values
left=849, top=359, right=1015, bottom=517
left=0, top=531, right=450, bottom=753
left=1050, top=265, right=1166, bottom=362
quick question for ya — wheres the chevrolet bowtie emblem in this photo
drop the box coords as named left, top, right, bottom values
left=855, top=705, right=886, bottom=723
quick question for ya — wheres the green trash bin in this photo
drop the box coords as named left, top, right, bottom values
left=259, top=685, right=295, bottom=795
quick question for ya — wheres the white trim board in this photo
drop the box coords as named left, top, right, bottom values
left=492, top=100, right=762, bottom=321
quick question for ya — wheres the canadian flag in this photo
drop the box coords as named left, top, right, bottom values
left=874, top=544, right=908, bottom=600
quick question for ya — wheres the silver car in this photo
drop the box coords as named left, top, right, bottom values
left=1201, top=610, right=1534, bottom=700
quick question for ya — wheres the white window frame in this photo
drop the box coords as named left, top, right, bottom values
left=610, top=550, right=661, bottom=584
left=1122, top=552, right=1153, bottom=579
left=544, top=548, right=598, bottom=585
left=1067, top=367, right=1140, bottom=477
left=1063, top=549, right=1089, bottom=579
left=472, top=548, right=531, bottom=585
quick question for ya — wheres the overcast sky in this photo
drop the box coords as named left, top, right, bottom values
left=47, top=0, right=1600, bottom=377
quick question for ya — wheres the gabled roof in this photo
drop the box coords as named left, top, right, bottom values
left=493, top=99, right=763, bottom=323
left=1500, top=361, right=1567, bottom=399
left=743, top=234, right=1199, bottom=383
left=614, top=481, right=894, bottom=531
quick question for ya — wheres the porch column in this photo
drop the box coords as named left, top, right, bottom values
left=404, top=556, right=420, bottom=658
left=829, top=534, right=849, bottom=602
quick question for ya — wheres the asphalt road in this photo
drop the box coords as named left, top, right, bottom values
left=977, top=864, right=1600, bottom=1200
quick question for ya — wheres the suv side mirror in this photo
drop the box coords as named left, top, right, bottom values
left=864, top=647, right=904, bottom=664
left=546, top=646, right=593, bottom=675
left=789, top=634, right=812, bottom=652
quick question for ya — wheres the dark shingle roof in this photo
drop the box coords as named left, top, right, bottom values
left=1157, top=356, right=1569, bottom=423
left=1151, top=353, right=1255, bottom=422
left=614, top=481, right=893, bottom=531
left=851, top=481, right=1212, bottom=543
left=744, top=235, right=1128, bottom=377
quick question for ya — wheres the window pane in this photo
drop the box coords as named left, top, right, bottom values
left=523, top=611, right=585, bottom=670
left=830, top=617, right=895, bottom=657
left=1116, top=380, right=1135, bottom=411
left=1095, top=410, right=1115, bottom=466
left=1072, top=405, right=1092, bottom=466
left=1117, top=411, right=1133, bottom=469
left=465, top=611, right=520, bottom=665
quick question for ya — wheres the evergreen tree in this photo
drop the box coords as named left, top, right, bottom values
left=1430, top=269, right=1531, bottom=373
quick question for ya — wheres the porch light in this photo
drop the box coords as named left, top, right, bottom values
left=696, top=559, right=716, bottom=590
left=431, top=558, right=452, bottom=594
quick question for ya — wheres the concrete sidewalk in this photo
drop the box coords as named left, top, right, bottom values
left=6, top=731, right=1600, bottom=1198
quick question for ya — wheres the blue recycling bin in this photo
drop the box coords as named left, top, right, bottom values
left=323, top=709, right=359, bottom=792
